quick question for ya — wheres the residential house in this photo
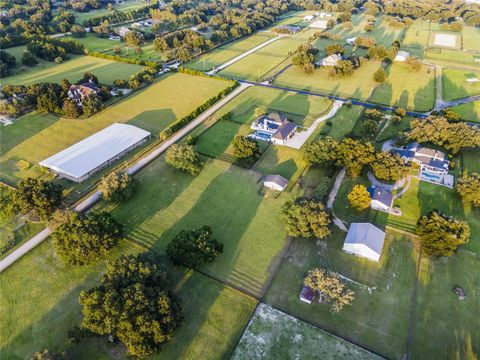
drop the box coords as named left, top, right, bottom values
left=394, top=142, right=449, bottom=175
left=250, top=112, right=298, bottom=145
left=394, top=50, right=410, bottom=62
left=317, top=53, right=342, bottom=67
left=263, top=175, right=289, bottom=191
left=342, top=223, right=386, bottom=262
left=369, top=186, right=393, bottom=212
left=118, top=26, right=131, bottom=38
left=68, top=81, right=100, bottom=106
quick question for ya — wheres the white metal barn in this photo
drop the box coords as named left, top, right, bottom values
left=263, top=175, right=289, bottom=191
left=342, top=223, right=386, bottom=262
left=39, top=123, right=150, bottom=183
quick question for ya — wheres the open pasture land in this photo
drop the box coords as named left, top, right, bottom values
left=103, top=42, right=164, bottom=62
left=264, top=230, right=419, bottom=360
left=252, top=145, right=306, bottom=180
left=370, top=63, right=436, bottom=111
left=72, top=0, right=148, bottom=25
left=443, top=68, right=480, bottom=101
left=317, top=105, right=364, bottom=141
left=0, top=73, right=231, bottom=182
left=449, top=101, right=480, bottom=123
left=232, top=303, right=383, bottom=360
left=462, top=26, right=480, bottom=52
left=274, top=60, right=381, bottom=100
left=219, top=37, right=304, bottom=81
left=1, top=55, right=143, bottom=86
left=402, top=20, right=430, bottom=50
left=186, top=33, right=275, bottom=71
left=63, top=33, right=121, bottom=52
left=425, top=49, right=480, bottom=67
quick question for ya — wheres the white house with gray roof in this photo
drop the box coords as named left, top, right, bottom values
left=342, top=223, right=386, bottom=262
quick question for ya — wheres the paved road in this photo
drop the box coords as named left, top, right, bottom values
left=0, top=83, right=251, bottom=273
left=208, top=36, right=284, bottom=74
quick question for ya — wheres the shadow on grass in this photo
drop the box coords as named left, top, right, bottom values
left=127, top=108, right=177, bottom=134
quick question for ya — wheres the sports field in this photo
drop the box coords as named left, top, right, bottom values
left=232, top=303, right=383, bottom=360
left=429, top=32, right=461, bottom=50
left=443, top=69, right=480, bottom=101
left=1, top=55, right=143, bottom=86
left=0, top=73, right=231, bottom=181
left=449, top=101, right=480, bottom=123
left=219, top=37, right=304, bottom=80
left=370, top=63, right=436, bottom=111
left=186, top=33, right=275, bottom=71
left=274, top=60, right=381, bottom=100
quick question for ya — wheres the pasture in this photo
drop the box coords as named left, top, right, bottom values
left=103, top=42, right=164, bottom=62
left=370, top=63, right=436, bottom=111
left=449, top=101, right=480, bottom=123
left=1, top=55, right=143, bottom=86
left=443, top=68, right=480, bottom=101
left=0, top=73, right=231, bottom=181
left=72, top=0, right=148, bottom=25
left=63, top=33, right=121, bottom=52
left=253, top=145, right=306, bottom=180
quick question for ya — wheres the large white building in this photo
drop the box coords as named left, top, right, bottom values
left=39, top=123, right=150, bottom=183
left=342, top=223, right=386, bottom=262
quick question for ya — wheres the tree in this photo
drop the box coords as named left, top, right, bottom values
left=304, top=268, right=354, bottom=313
left=99, top=171, right=136, bottom=202
left=373, top=68, right=387, bottom=83
left=292, top=43, right=316, bottom=74
left=82, top=94, right=102, bottom=116
left=0, top=50, right=16, bottom=76
left=80, top=253, right=183, bottom=359
left=406, top=57, right=422, bottom=72
left=166, top=226, right=223, bottom=268
left=347, top=185, right=371, bottom=211
left=281, top=198, right=331, bottom=239
left=370, top=151, right=408, bottom=181
left=80, top=72, right=98, bottom=84
left=456, top=173, right=480, bottom=207
left=359, top=119, right=379, bottom=139
left=314, top=177, right=333, bottom=201
left=395, top=107, right=407, bottom=117
left=63, top=98, right=82, bottom=118
left=232, top=136, right=259, bottom=159
left=165, top=144, right=203, bottom=175
left=52, top=211, right=122, bottom=265
left=325, top=43, right=344, bottom=56
left=416, top=210, right=470, bottom=256
left=125, top=31, right=144, bottom=47
left=336, top=138, right=376, bottom=176
left=21, top=50, right=39, bottom=66
left=71, top=24, right=87, bottom=37
left=12, top=178, right=62, bottom=220
left=302, top=137, right=339, bottom=166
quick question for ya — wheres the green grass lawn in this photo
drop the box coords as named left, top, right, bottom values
left=252, top=145, right=306, bottom=180
left=318, top=105, right=364, bottom=141
left=263, top=229, right=419, bottom=360
left=186, top=33, right=274, bottom=71
left=63, top=33, right=121, bottom=52
left=370, top=63, right=436, bottom=111
left=274, top=60, right=381, bottom=101
left=219, top=37, right=304, bottom=81
left=424, top=49, right=480, bottom=67
left=412, top=253, right=480, bottom=360
left=376, top=116, right=412, bottom=143
left=0, top=219, right=44, bottom=259
left=443, top=68, right=480, bottom=101
left=462, top=25, right=480, bottom=52
left=0, top=73, right=231, bottom=182
left=1, top=55, right=143, bottom=86
left=449, top=101, right=480, bottom=123
left=72, top=0, right=148, bottom=25
left=103, top=42, right=164, bottom=62
left=232, top=303, right=383, bottom=360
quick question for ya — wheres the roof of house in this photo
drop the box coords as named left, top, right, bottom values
left=39, top=123, right=150, bottom=180
left=395, top=50, right=410, bottom=60
left=272, top=121, right=297, bottom=140
left=368, top=186, right=393, bottom=207
left=344, top=223, right=385, bottom=256
left=394, top=143, right=449, bottom=170
left=268, top=112, right=287, bottom=123
left=263, top=174, right=288, bottom=189
left=300, top=285, right=315, bottom=301
left=320, top=54, right=342, bottom=65
left=69, top=83, right=99, bottom=98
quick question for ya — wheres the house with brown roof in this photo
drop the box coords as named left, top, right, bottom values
left=250, top=112, right=297, bottom=145
left=68, top=81, right=100, bottom=106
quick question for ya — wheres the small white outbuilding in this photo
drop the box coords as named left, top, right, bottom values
left=263, top=175, right=289, bottom=191
left=342, top=223, right=386, bottom=262
left=394, top=50, right=410, bottom=62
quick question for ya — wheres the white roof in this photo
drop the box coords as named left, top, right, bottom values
left=343, top=223, right=385, bottom=261
left=395, top=50, right=410, bottom=60
left=39, top=123, right=150, bottom=180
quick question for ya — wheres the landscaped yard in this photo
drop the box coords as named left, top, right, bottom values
left=263, top=229, right=419, bottom=360
left=318, top=105, right=364, bottom=141
left=0, top=73, right=232, bottom=182
left=232, top=303, right=383, bottom=360
left=274, top=60, right=381, bottom=100
left=443, top=68, right=480, bottom=101
left=449, top=101, right=480, bottom=123
left=370, top=63, right=436, bottom=111
left=1, top=55, right=143, bottom=86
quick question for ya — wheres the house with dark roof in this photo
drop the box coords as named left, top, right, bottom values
left=250, top=112, right=297, bottom=145
left=68, top=81, right=100, bottom=106
left=299, top=285, right=315, bottom=304
left=343, top=223, right=386, bottom=262
left=369, top=186, right=393, bottom=212
left=394, top=142, right=449, bottom=175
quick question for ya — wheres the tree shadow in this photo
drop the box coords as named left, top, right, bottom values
left=127, top=108, right=177, bottom=134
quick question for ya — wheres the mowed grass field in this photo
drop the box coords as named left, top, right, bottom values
left=1, top=55, right=143, bottom=86
left=72, top=0, right=148, bottom=24
left=103, top=42, right=164, bottom=62
left=449, top=101, right=480, bottom=123
left=274, top=60, right=381, bottom=100
left=186, top=32, right=275, bottom=71
left=443, top=68, right=480, bottom=101
left=63, top=33, right=121, bottom=52
left=0, top=73, right=231, bottom=181
left=264, top=230, right=419, bottom=360
left=370, top=63, right=436, bottom=111
left=219, top=37, right=304, bottom=80
left=253, top=146, right=306, bottom=180
left=232, top=303, right=383, bottom=360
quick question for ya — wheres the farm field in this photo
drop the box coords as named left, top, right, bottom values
left=449, top=101, right=480, bottom=123
left=219, top=37, right=304, bottom=80
left=274, top=60, right=381, bottom=101
left=0, top=73, right=231, bottom=182
left=1, top=55, right=143, bottom=86
left=264, top=230, right=419, bottom=360
left=370, top=63, right=436, bottom=111
left=186, top=32, right=275, bottom=71
left=443, top=68, right=480, bottom=100
left=63, top=33, right=121, bottom=52
left=232, top=303, right=383, bottom=360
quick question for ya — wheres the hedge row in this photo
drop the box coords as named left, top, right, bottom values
left=159, top=82, right=239, bottom=140
left=178, top=66, right=231, bottom=82
left=88, top=52, right=161, bottom=68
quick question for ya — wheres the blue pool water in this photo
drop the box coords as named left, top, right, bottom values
left=254, top=131, right=273, bottom=141
left=422, top=172, right=441, bottom=180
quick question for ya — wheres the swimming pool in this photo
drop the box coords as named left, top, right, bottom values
left=254, top=131, right=273, bottom=142
left=421, top=172, right=441, bottom=180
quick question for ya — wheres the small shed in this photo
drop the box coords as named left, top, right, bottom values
left=299, top=285, right=315, bottom=304
left=346, top=37, right=357, bottom=45
left=263, top=175, right=289, bottom=191
left=343, top=223, right=386, bottom=262
left=369, top=186, right=393, bottom=212
left=395, top=50, right=410, bottom=62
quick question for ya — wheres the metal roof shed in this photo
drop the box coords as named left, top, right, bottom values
left=39, top=123, right=150, bottom=183
left=342, top=223, right=386, bottom=262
